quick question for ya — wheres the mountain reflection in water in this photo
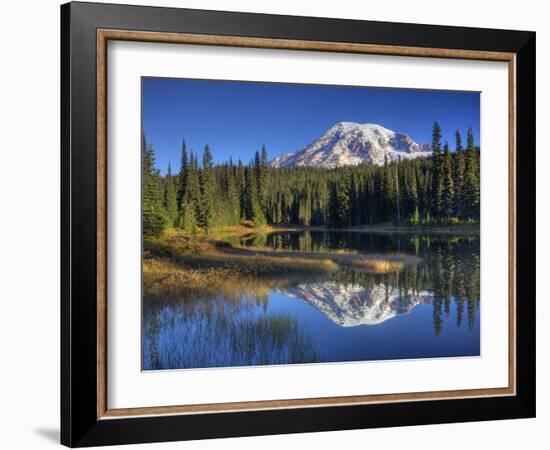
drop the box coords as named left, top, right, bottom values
left=280, top=283, right=433, bottom=327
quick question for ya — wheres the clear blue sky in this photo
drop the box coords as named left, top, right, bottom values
left=142, top=77, right=480, bottom=174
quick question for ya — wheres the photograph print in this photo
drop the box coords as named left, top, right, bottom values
left=141, top=78, right=481, bottom=371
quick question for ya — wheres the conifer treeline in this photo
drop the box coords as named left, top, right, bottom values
left=142, top=122, right=480, bottom=238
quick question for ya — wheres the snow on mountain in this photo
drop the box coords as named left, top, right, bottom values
left=279, top=282, right=433, bottom=327
left=271, top=122, right=432, bottom=168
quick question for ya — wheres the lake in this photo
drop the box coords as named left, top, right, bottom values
left=143, top=231, right=480, bottom=370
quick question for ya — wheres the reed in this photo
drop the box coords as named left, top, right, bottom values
left=143, top=301, right=322, bottom=370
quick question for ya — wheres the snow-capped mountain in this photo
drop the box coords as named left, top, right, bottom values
left=279, top=282, right=433, bottom=327
left=271, top=122, right=432, bottom=168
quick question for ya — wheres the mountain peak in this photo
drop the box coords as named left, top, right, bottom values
left=271, top=122, right=431, bottom=168
left=332, top=121, right=391, bottom=131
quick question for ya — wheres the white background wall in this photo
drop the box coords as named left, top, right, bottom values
left=0, top=0, right=545, bottom=449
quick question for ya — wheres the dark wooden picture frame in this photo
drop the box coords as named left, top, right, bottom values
left=61, top=1, right=535, bottom=447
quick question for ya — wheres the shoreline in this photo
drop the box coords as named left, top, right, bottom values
left=266, top=224, right=480, bottom=236
left=158, top=223, right=480, bottom=242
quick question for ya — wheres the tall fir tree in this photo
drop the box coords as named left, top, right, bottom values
left=330, top=173, right=351, bottom=227
left=260, top=145, right=268, bottom=166
left=163, top=161, right=178, bottom=226
left=455, top=129, right=463, bottom=152
left=382, top=157, right=397, bottom=222
left=463, top=127, right=480, bottom=220
left=408, top=165, right=419, bottom=224
left=430, top=121, right=444, bottom=218
left=244, top=164, right=266, bottom=225
left=176, top=138, right=188, bottom=212
left=181, top=151, right=201, bottom=233
left=253, top=149, right=264, bottom=212
left=453, top=131, right=466, bottom=218
left=236, top=159, right=246, bottom=220
left=142, top=139, right=167, bottom=238
left=199, top=145, right=215, bottom=232
left=258, top=145, right=269, bottom=210
left=225, top=162, right=241, bottom=224
left=442, top=142, right=455, bottom=220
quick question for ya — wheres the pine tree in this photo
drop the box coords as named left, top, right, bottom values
left=382, top=157, right=397, bottom=222
left=394, top=159, right=401, bottom=223
left=258, top=145, right=269, bottom=210
left=261, top=145, right=268, bottom=166
left=244, top=165, right=266, bottom=225
left=453, top=131, right=466, bottom=218
left=199, top=145, right=215, bottom=232
left=163, top=161, right=178, bottom=226
left=408, top=165, right=419, bottom=224
left=430, top=121, right=443, bottom=218
left=181, top=151, right=201, bottom=233
left=442, top=142, right=455, bottom=220
left=236, top=159, right=246, bottom=220
left=331, top=174, right=351, bottom=227
left=315, top=178, right=329, bottom=225
left=350, top=172, right=362, bottom=225
left=176, top=138, right=188, bottom=212
left=225, top=162, right=241, bottom=224
left=455, top=130, right=463, bottom=152
left=142, top=139, right=167, bottom=238
left=463, top=127, right=480, bottom=220
left=411, top=205, right=420, bottom=226
left=298, top=193, right=312, bottom=226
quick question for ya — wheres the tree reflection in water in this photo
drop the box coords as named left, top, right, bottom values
left=143, top=232, right=480, bottom=370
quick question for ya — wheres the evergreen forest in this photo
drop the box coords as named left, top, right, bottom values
left=142, top=121, right=480, bottom=238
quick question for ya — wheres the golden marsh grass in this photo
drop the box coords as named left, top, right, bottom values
left=143, top=228, right=420, bottom=302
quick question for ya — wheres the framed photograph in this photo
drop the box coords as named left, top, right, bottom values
left=61, top=1, right=536, bottom=447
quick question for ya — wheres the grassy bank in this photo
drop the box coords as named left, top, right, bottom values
left=223, top=246, right=420, bottom=274
left=143, top=229, right=338, bottom=301
left=143, top=227, right=421, bottom=301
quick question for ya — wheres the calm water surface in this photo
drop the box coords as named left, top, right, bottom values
left=143, top=231, right=480, bottom=370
